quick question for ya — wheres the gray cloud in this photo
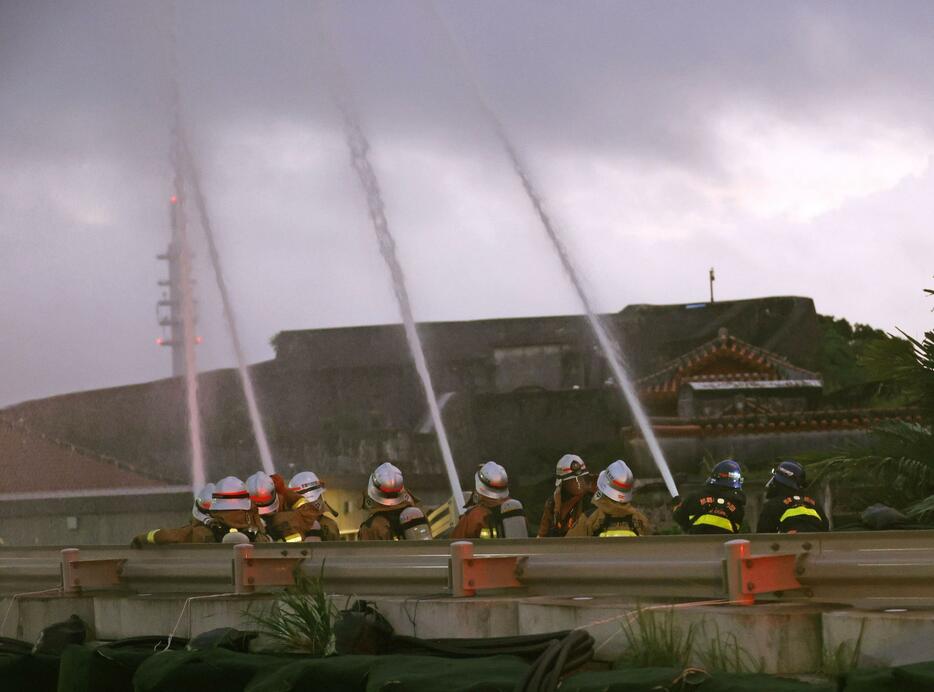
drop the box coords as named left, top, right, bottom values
left=2, top=0, right=933, bottom=407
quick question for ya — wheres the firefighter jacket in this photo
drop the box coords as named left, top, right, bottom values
left=757, top=489, right=829, bottom=534
left=266, top=508, right=341, bottom=542
left=565, top=494, right=651, bottom=537
left=131, top=509, right=269, bottom=547
left=451, top=495, right=525, bottom=539
left=131, top=520, right=216, bottom=547
left=358, top=498, right=419, bottom=541
left=673, top=487, right=746, bottom=534
left=537, top=491, right=593, bottom=537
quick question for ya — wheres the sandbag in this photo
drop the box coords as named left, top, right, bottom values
left=132, top=648, right=293, bottom=692
left=843, top=661, right=934, bottom=692
left=561, top=667, right=834, bottom=691
left=0, top=649, right=60, bottom=692
left=334, top=601, right=394, bottom=655
left=57, top=637, right=186, bottom=692
left=247, top=655, right=382, bottom=692
left=365, top=654, right=529, bottom=692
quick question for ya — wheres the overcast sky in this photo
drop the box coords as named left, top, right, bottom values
left=2, top=1, right=933, bottom=407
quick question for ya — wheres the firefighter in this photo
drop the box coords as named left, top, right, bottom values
left=452, top=461, right=529, bottom=539
left=566, top=460, right=651, bottom=537
left=358, top=462, right=431, bottom=540
left=537, top=454, right=594, bottom=537
left=757, top=461, right=829, bottom=533
left=131, top=483, right=218, bottom=546
left=673, top=459, right=746, bottom=534
left=287, top=471, right=342, bottom=541
left=207, top=476, right=270, bottom=543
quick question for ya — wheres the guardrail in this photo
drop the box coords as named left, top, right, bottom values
left=1, top=531, right=933, bottom=608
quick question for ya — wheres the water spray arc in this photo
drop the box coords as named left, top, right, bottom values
left=340, top=115, right=465, bottom=515
left=169, top=181, right=207, bottom=491
left=167, top=2, right=206, bottom=493
left=426, top=5, right=679, bottom=497
left=314, top=13, right=465, bottom=514
left=179, top=137, right=277, bottom=476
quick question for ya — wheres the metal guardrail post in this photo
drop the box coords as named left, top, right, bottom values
left=233, top=543, right=254, bottom=594
left=60, top=547, right=125, bottom=595
left=724, top=539, right=802, bottom=605
left=724, top=539, right=755, bottom=605
left=232, top=543, right=307, bottom=594
left=449, top=540, right=525, bottom=597
left=450, top=541, right=473, bottom=597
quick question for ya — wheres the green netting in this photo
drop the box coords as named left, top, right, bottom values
left=561, top=667, right=834, bottom=691
left=246, top=655, right=382, bottom=692
left=132, top=648, right=295, bottom=692
left=365, top=654, right=529, bottom=692
left=0, top=650, right=61, bottom=692
left=843, top=661, right=934, bottom=692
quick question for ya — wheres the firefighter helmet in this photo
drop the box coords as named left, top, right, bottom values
left=367, top=462, right=407, bottom=507
left=247, top=472, right=280, bottom=515
left=767, top=460, right=806, bottom=490
left=192, top=483, right=215, bottom=523
left=707, top=459, right=744, bottom=490
left=289, top=471, right=325, bottom=503
left=554, top=454, right=588, bottom=485
left=211, top=477, right=251, bottom=511
left=596, top=460, right=634, bottom=503
left=476, top=461, right=510, bottom=500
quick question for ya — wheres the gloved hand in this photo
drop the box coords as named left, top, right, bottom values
left=671, top=495, right=682, bottom=508
left=130, top=534, right=146, bottom=549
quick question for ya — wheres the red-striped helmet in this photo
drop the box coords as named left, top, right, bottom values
left=596, top=460, right=634, bottom=503
left=247, top=472, right=280, bottom=515
left=192, top=483, right=215, bottom=523
left=289, top=471, right=325, bottom=504
left=367, top=462, right=407, bottom=507
left=211, top=476, right=251, bottom=511
left=555, top=454, right=588, bottom=485
left=476, top=461, right=509, bottom=500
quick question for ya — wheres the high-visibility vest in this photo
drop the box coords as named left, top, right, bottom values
left=692, top=513, right=736, bottom=532
left=780, top=505, right=823, bottom=523
left=596, top=514, right=638, bottom=538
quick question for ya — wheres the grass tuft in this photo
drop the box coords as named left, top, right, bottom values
left=618, top=607, right=695, bottom=669
left=246, top=564, right=336, bottom=655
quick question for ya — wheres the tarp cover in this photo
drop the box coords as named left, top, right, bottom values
left=561, top=666, right=834, bottom=691
left=0, top=650, right=60, bottom=692
left=842, top=661, right=934, bottom=692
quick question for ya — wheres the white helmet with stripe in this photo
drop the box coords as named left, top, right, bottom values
left=211, top=476, right=252, bottom=511
left=290, top=471, right=326, bottom=504
left=554, top=454, right=588, bottom=485
left=367, top=462, right=407, bottom=507
left=246, top=472, right=280, bottom=515
left=192, top=483, right=215, bottom=523
left=476, top=461, right=509, bottom=500
left=596, top=460, right=634, bottom=503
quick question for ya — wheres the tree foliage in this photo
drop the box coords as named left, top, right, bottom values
left=813, top=286, right=934, bottom=517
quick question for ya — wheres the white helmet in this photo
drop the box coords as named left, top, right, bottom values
left=247, top=472, right=280, bottom=515
left=367, top=462, right=407, bottom=507
left=596, top=460, right=634, bottom=504
left=555, top=454, right=588, bottom=485
left=192, top=483, right=215, bottom=523
left=475, top=461, right=509, bottom=500
left=289, top=471, right=325, bottom=504
left=211, top=476, right=252, bottom=511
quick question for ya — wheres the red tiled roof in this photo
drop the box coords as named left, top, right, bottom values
left=0, top=419, right=171, bottom=494
left=636, top=332, right=820, bottom=399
